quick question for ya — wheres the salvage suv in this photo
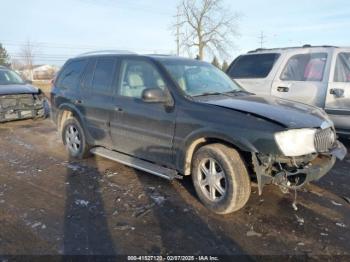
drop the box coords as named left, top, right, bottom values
left=0, top=66, right=46, bottom=122
left=227, top=45, right=350, bottom=136
left=51, top=51, right=346, bottom=214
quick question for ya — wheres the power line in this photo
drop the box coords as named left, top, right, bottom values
left=258, top=31, right=266, bottom=48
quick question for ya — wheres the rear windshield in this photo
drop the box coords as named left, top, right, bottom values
left=227, top=53, right=280, bottom=79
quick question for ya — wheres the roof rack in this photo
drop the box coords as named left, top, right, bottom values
left=248, top=45, right=339, bottom=53
left=76, top=50, right=136, bottom=57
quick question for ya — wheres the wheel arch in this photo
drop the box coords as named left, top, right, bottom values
left=56, top=104, right=93, bottom=144
left=179, top=131, right=257, bottom=176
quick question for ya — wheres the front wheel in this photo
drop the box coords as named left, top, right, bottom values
left=192, top=144, right=251, bottom=214
left=62, top=117, right=91, bottom=159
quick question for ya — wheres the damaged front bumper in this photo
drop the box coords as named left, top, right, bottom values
left=0, top=94, right=45, bottom=123
left=253, top=141, right=347, bottom=195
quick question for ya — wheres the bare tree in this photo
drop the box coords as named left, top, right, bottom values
left=20, top=40, right=38, bottom=81
left=175, top=0, right=240, bottom=60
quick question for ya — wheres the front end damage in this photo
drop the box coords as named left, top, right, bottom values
left=252, top=141, right=347, bottom=195
left=0, top=93, right=45, bottom=123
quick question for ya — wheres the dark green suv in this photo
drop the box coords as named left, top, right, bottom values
left=51, top=51, right=346, bottom=214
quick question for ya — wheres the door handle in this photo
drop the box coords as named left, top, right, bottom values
left=277, top=86, right=289, bottom=92
left=114, top=107, right=123, bottom=112
left=330, top=88, right=345, bottom=98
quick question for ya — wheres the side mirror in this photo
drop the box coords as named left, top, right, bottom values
left=142, top=88, right=169, bottom=103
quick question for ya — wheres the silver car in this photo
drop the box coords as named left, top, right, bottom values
left=227, top=45, right=350, bottom=136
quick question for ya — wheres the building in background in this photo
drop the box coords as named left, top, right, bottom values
left=19, top=64, right=60, bottom=80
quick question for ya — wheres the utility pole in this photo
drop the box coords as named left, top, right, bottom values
left=258, top=31, right=266, bottom=49
left=176, top=5, right=181, bottom=56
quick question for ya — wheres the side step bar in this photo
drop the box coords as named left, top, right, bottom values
left=90, top=147, right=181, bottom=180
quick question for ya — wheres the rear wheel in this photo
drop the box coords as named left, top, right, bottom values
left=62, top=117, right=91, bottom=159
left=192, top=144, right=251, bottom=214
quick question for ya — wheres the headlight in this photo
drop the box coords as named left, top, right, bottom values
left=275, top=128, right=316, bottom=157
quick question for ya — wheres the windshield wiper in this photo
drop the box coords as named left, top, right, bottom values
left=225, top=90, right=253, bottom=95
left=192, top=92, right=224, bottom=97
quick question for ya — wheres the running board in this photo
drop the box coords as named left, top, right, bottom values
left=90, top=147, right=181, bottom=180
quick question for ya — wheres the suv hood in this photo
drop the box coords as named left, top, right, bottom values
left=198, top=94, right=328, bottom=128
left=0, top=84, right=39, bottom=96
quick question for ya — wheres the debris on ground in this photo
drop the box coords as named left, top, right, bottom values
left=292, top=203, right=298, bottom=211
left=246, top=229, right=262, bottom=237
left=114, top=222, right=135, bottom=231
left=342, top=196, right=350, bottom=204
left=331, top=200, right=343, bottom=206
left=320, top=233, right=328, bottom=236
left=297, top=242, right=305, bottom=246
left=137, top=193, right=145, bottom=199
left=295, top=215, right=304, bottom=226
left=31, top=222, right=46, bottom=229
left=133, top=204, right=155, bottom=218
left=150, top=195, right=166, bottom=206
left=105, top=169, right=118, bottom=178
left=335, top=223, right=347, bottom=228
left=75, top=200, right=89, bottom=207
left=66, top=163, right=84, bottom=172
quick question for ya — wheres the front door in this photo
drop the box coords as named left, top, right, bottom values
left=110, top=58, right=176, bottom=167
left=271, top=51, right=330, bottom=107
left=326, top=51, right=350, bottom=131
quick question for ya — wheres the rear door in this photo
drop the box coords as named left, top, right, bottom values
left=271, top=50, right=331, bottom=107
left=53, top=58, right=88, bottom=117
left=325, top=50, right=350, bottom=130
left=227, top=53, right=281, bottom=95
left=80, top=56, right=117, bottom=147
left=110, top=58, right=176, bottom=167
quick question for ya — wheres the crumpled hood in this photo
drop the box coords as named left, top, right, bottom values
left=0, top=84, right=39, bottom=96
left=198, top=94, right=329, bottom=128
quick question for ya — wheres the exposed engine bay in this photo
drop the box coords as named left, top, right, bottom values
left=252, top=141, right=347, bottom=195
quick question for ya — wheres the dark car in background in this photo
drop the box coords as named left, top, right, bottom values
left=51, top=51, right=346, bottom=214
left=0, top=66, right=46, bottom=122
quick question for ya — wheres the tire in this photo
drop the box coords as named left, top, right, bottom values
left=192, top=143, right=251, bottom=214
left=61, top=117, right=91, bottom=159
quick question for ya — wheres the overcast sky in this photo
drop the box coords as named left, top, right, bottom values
left=1, top=0, right=350, bottom=65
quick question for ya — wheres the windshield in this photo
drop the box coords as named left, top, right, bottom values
left=0, top=69, right=25, bottom=85
left=160, top=59, right=242, bottom=97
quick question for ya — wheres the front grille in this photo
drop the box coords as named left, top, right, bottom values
left=314, top=128, right=335, bottom=152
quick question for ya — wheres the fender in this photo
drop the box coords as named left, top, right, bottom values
left=57, top=103, right=94, bottom=145
left=176, top=128, right=258, bottom=176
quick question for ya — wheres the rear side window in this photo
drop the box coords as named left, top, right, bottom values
left=91, top=57, right=117, bottom=92
left=227, top=53, right=280, bottom=79
left=334, top=52, right=350, bottom=82
left=56, top=59, right=87, bottom=89
left=280, top=53, right=327, bottom=82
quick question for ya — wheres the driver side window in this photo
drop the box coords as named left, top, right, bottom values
left=118, top=60, right=165, bottom=98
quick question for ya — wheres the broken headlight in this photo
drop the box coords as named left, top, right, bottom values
left=275, top=128, right=316, bottom=157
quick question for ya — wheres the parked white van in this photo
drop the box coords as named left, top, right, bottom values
left=227, top=46, right=350, bottom=136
